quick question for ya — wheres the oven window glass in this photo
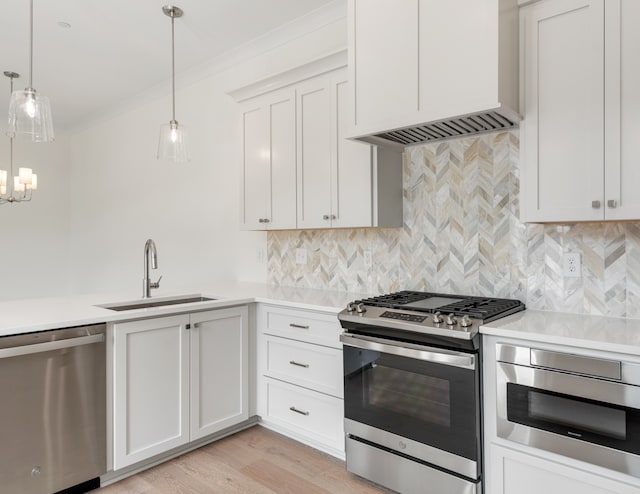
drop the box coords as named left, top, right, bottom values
left=369, top=365, right=451, bottom=427
left=507, top=383, right=640, bottom=455
left=343, top=345, right=478, bottom=462
left=529, top=390, right=626, bottom=439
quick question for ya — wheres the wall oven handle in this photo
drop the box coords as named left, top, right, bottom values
left=0, top=334, right=105, bottom=359
left=340, top=333, right=475, bottom=370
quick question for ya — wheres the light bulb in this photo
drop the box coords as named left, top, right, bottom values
left=24, top=93, right=36, bottom=119
left=18, top=167, right=33, bottom=185
left=13, top=176, right=25, bottom=192
left=170, top=127, right=178, bottom=143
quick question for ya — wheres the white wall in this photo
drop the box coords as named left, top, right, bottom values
left=66, top=16, right=347, bottom=298
left=0, top=132, right=72, bottom=300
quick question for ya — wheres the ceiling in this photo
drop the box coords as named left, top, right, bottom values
left=0, top=0, right=338, bottom=129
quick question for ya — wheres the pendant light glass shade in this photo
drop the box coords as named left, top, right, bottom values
left=157, top=5, right=189, bottom=163
left=157, top=120, right=188, bottom=162
left=8, top=88, right=54, bottom=142
left=8, top=0, right=54, bottom=142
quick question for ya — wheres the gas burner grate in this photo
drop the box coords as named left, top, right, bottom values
left=359, top=291, right=429, bottom=308
left=359, top=290, right=525, bottom=322
left=437, top=298, right=524, bottom=320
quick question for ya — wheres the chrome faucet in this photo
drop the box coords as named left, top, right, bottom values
left=143, top=239, right=162, bottom=298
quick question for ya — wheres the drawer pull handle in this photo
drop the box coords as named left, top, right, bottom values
left=289, top=323, right=310, bottom=330
left=289, top=360, right=310, bottom=368
left=289, top=406, right=310, bottom=416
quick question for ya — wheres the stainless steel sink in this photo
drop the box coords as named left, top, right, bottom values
left=98, top=295, right=216, bottom=311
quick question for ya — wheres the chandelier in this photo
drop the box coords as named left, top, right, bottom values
left=1, top=71, right=38, bottom=204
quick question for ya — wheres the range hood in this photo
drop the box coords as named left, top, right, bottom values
left=366, top=108, right=519, bottom=147
left=347, top=0, right=520, bottom=148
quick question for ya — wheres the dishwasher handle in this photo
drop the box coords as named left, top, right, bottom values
left=0, top=333, right=105, bottom=359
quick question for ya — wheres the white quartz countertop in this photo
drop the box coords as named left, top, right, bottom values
left=480, top=309, right=640, bottom=356
left=0, top=281, right=368, bottom=337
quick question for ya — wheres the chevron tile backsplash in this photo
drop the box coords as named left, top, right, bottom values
left=267, top=130, right=640, bottom=319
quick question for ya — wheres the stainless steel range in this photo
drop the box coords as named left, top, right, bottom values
left=339, top=291, right=525, bottom=494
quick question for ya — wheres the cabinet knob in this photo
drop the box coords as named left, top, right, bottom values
left=331, top=214, right=336, bottom=220
left=263, top=218, right=270, bottom=223
left=258, top=218, right=264, bottom=223
left=591, top=200, right=601, bottom=209
left=322, top=214, right=330, bottom=220
left=607, top=200, right=617, bottom=209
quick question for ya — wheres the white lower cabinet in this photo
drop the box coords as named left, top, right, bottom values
left=489, top=443, right=640, bottom=494
left=256, top=304, right=345, bottom=458
left=112, top=306, right=249, bottom=470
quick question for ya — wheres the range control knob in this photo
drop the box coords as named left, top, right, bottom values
left=346, top=302, right=356, bottom=312
left=433, top=311, right=444, bottom=324
left=460, top=315, right=473, bottom=328
left=446, top=313, right=458, bottom=326
left=356, top=303, right=367, bottom=314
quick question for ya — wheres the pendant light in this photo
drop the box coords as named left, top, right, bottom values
left=8, top=0, right=54, bottom=142
left=1, top=71, right=38, bottom=204
left=157, top=5, right=188, bottom=163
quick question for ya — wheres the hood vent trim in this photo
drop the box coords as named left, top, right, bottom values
left=373, top=110, right=518, bottom=146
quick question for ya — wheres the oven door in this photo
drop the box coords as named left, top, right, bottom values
left=341, top=333, right=480, bottom=478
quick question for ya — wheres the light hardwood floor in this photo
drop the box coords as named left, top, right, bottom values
left=98, top=426, right=388, bottom=493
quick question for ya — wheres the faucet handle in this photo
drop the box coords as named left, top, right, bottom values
left=150, top=275, right=162, bottom=289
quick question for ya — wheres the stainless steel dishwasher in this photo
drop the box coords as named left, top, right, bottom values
left=0, top=324, right=106, bottom=494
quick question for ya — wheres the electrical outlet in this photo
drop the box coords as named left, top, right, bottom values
left=295, top=248, right=307, bottom=265
left=563, top=252, right=582, bottom=278
left=363, top=250, right=373, bottom=268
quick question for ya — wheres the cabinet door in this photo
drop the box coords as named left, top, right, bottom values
left=113, top=315, right=189, bottom=470
left=488, top=443, right=640, bottom=494
left=521, top=0, right=605, bottom=222
left=268, top=89, right=297, bottom=229
left=240, top=102, right=269, bottom=229
left=296, top=78, right=333, bottom=229
left=604, top=0, right=640, bottom=220
left=349, top=0, right=419, bottom=137
left=331, top=76, right=374, bottom=228
left=190, top=307, right=249, bottom=441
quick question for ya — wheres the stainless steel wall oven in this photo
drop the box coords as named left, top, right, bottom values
left=339, top=291, right=525, bottom=494
left=497, top=343, right=640, bottom=477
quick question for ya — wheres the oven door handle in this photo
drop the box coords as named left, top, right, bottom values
left=340, top=333, right=475, bottom=370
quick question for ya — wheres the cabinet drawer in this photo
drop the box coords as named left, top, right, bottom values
left=266, top=378, right=344, bottom=450
left=266, top=336, right=343, bottom=398
left=261, top=305, right=341, bottom=348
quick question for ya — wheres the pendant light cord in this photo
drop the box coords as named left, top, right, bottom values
left=9, top=76, right=15, bottom=181
left=29, top=0, right=34, bottom=88
left=171, top=12, right=176, bottom=122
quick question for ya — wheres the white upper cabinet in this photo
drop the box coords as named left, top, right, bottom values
left=240, top=88, right=297, bottom=230
left=348, top=0, right=520, bottom=146
left=604, top=0, right=640, bottom=220
left=297, top=69, right=403, bottom=229
left=521, top=0, right=640, bottom=222
left=237, top=63, right=403, bottom=231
